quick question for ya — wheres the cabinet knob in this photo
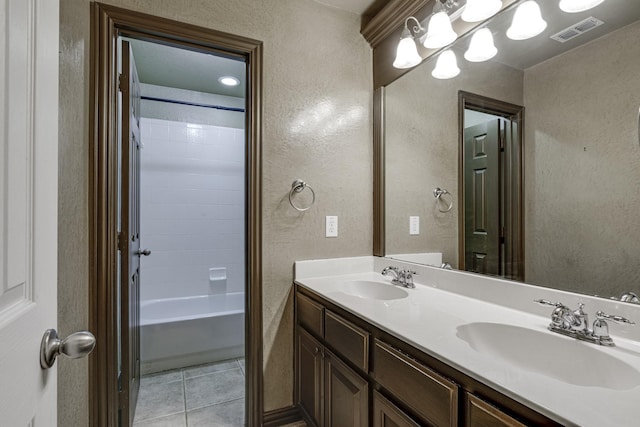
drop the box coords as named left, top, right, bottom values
left=314, top=347, right=319, bottom=355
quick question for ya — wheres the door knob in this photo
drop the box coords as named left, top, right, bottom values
left=40, top=329, right=96, bottom=369
left=135, top=248, right=151, bottom=256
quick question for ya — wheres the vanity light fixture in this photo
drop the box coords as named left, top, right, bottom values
left=464, top=28, right=498, bottom=62
left=393, top=19, right=423, bottom=69
left=462, top=0, right=503, bottom=23
left=506, top=0, right=547, bottom=40
left=218, top=76, right=240, bottom=86
left=423, top=1, right=458, bottom=49
left=431, top=50, right=460, bottom=79
left=559, top=0, right=606, bottom=13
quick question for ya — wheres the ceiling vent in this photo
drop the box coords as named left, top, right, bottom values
left=550, top=17, right=604, bottom=43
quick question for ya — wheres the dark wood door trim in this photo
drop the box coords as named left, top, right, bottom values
left=373, top=87, right=386, bottom=257
left=89, top=3, right=263, bottom=426
left=458, top=91, right=524, bottom=281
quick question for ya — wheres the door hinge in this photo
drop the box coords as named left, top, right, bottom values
left=500, top=226, right=506, bottom=244
left=118, top=73, right=127, bottom=92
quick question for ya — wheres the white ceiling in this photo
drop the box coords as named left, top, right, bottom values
left=127, top=38, right=246, bottom=98
left=313, top=0, right=379, bottom=15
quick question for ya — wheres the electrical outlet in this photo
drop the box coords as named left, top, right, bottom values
left=409, top=216, right=420, bottom=235
left=326, top=216, right=338, bottom=237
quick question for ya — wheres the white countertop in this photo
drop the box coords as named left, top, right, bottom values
left=294, top=257, right=640, bottom=427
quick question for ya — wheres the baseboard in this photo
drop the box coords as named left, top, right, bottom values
left=263, top=405, right=302, bottom=427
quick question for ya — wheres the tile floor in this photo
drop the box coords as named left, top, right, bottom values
left=134, top=358, right=247, bottom=427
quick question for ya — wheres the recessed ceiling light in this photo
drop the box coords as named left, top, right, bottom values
left=218, top=76, right=240, bottom=86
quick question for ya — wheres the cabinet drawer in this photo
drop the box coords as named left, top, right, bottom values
left=324, top=310, right=369, bottom=372
left=297, top=293, right=324, bottom=338
left=373, top=339, right=458, bottom=427
left=466, top=394, right=526, bottom=427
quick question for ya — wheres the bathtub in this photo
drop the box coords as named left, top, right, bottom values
left=140, top=292, right=245, bottom=374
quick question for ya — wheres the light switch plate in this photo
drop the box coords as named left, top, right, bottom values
left=326, top=216, right=338, bottom=237
left=410, top=216, right=420, bottom=235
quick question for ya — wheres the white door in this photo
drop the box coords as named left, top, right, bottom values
left=0, top=0, right=60, bottom=425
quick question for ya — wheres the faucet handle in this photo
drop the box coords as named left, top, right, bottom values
left=534, top=299, right=566, bottom=308
left=595, top=311, right=635, bottom=325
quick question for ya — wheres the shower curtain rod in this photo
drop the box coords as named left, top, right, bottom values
left=141, top=95, right=245, bottom=113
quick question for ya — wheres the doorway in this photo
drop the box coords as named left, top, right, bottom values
left=90, top=4, right=263, bottom=426
left=458, top=91, right=524, bottom=281
left=122, top=37, right=248, bottom=425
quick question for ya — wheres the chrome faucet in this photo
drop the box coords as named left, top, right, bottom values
left=535, top=299, right=635, bottom=346
left=381, top=266, right=417, bottom=289
left=381, top=266, right=400, bottom=281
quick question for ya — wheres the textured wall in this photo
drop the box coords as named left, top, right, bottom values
left=523, top=21, right=640, bottom=296
left=58, top=0, right=91, bottom=424
left=59, top=0, right=372, bottom=424
left=385, top=57, right=523, bottom=267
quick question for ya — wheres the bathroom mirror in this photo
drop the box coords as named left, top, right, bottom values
left=381, top=0, right=640, bottom=299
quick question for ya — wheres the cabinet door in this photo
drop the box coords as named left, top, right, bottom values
left=373, top=391, right=421, bottom=427
left=297, top=326, right=324, bottom=426
left=466, top=394, right=527, bottom=427
left=324, top=349, right=369, bottom=427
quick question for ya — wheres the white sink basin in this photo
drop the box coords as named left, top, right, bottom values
left=456, top=322, right=640, bottom=390
left=341, top=280, right=409, bottom=301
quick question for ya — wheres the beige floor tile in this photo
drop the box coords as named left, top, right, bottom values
left=186, top=398, right=244, bottom=427
left=134, top=380, right=185, bottom=422
left=184, top=368, right=244, bottom=410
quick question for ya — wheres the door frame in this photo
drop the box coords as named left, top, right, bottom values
left=89, top=3, right=263, bottom=426
left=458, top=91, right=524, bottom=281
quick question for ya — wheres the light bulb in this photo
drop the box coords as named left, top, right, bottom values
left=506, top=1, right=547, bottom=41
left=464, top=28, right=498, bottom=62
left=432, top=50, right=460, bottom=79
left=393, top=27, right=422, bottom=69
left=559, top=0, right=606, bottom=13
left=423, top=11, right=457, bottom=49
left=219, top=76, right=240, bottom=86
left=462, top=0, right=503, bottom=23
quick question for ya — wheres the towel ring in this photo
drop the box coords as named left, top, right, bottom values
left=289, top=179, right=316, bottom=212
left=433, top=187, right=453, bottom=213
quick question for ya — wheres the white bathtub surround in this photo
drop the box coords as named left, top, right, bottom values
left=294, top=256, right=640, bottom=427
left=139, top=118, right=245, bottom=301
left=140, top=293, right=245, bottom=374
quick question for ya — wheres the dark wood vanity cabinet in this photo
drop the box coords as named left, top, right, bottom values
left=373, top=340, right=458, bottom=426
left=296, top=324, right=369, bottom=427
left=296, top=326, right=323, bottom=426
left=372, top=391, right=420, bottom=427
left=324, top=348, right=369, bottom=427
left=295, top=291, right=370, bottom=427
left=295, top=286, right=561, bottom=427
left=465, top=393, right=527, bottom=427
